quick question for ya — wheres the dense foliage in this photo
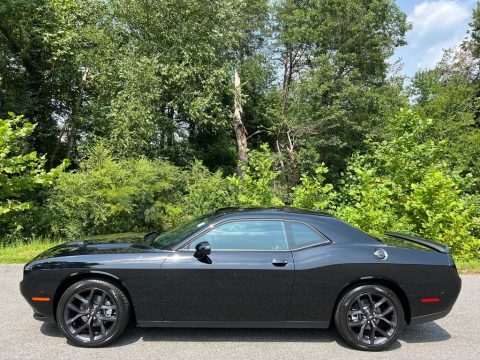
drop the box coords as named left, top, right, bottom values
left=0, top=114, right=67, bottom=238
left=336, top=111, right=479, bottom=259
left=0, top=1, right=479, bottom=261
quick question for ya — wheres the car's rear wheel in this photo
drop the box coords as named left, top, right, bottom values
left=56, top=279, right=130, bottom=347
left=334, top=284, right=405, bottom=351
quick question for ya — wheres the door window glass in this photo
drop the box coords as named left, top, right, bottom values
left=189, top=220, right=288, bottom=250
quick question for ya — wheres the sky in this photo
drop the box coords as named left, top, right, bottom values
left=392, top=0, right=477, bottom=77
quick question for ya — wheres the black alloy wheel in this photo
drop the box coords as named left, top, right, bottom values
left=56, top=279, right=130, bottom=347
left=335, top=284, right=405, bottom=351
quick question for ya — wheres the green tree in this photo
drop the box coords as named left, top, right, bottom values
left=272, top=0, right=409, bottom=184
left=409, top=48, right=480, bottom=181
left=0, top=114, right=67, bottom=238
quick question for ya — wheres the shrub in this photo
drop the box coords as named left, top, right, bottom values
left=157, top=161, right=236, bottom=228
left=46, top=144, right=184, bottom=239
left=0, top=114, right=67, bottom=240
left=292, top=165, right=336, bottom=211
left=336, top=110, right=479, bottom=260
left=229, top=144, right=285, bottom=206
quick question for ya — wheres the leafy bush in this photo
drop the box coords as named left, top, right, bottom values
left=404, top=169, right=479, bottom=258
left=46, top=144, right=185, bottom=239
left=158, top=161, right=236, bottom=228
left=229, top=144, right=285, bottom=206
left=0, top=114, right=67, bottom=240
left=335, top=164, right=407, bottom=236
left=292, top=165, right=336, bottom=211
left=336, top=110, right=479, bottom=260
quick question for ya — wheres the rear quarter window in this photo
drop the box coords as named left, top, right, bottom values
left=285, top=221, right=328, bottom=249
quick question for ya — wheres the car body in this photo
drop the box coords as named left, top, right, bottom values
left=20, top=207, right=461, bottom=350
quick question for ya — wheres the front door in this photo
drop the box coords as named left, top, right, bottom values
left=159, top=220, right=294, bottom=321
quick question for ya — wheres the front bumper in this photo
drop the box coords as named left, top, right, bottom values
left=33, top=312, right=55, bottom=323
left=20, top=277, right=55, bottom=319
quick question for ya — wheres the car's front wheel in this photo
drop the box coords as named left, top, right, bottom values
left=334, top=284, right=405, bottom=351
left=56, top=279, right=130, bottom=347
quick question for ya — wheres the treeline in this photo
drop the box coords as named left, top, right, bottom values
left=0, top=1, right=479, bottom=260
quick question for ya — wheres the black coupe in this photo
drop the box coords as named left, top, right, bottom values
left=20, top=207, right=461, bottom=351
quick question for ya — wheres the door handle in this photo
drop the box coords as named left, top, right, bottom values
left=272, top=259, right=288, bottom=267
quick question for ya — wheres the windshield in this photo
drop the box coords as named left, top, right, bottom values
left=152, top=215, right=211, bottom=250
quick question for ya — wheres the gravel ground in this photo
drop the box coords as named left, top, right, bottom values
left=1, top=264, right=478, bottom=360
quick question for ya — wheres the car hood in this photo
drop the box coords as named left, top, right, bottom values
left=32, top=233, right=154, bottom=261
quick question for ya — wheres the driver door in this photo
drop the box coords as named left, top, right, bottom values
left=158, top=219, right=294, bottom=322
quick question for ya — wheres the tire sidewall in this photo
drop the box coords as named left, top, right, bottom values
left=335, top=284, right=405, bottom=351
left=56, top=279, right=130, bottom=347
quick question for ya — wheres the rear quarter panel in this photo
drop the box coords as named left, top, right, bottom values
left=288, top=244, right=453, bottom=323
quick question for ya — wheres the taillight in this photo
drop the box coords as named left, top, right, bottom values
left=420, top=297, right=440, bottom=303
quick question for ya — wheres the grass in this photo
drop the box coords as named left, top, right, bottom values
left=455, top=258, right=480, bottom=274
left=0, top=233, right=144, bottom=264
left=1, top=238, right=480, bottom=273
left=0, top=238, right=64, bottom=264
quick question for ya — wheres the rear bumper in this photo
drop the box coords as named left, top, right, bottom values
left=409, top=306, right=453, bottom=325
left=409, top=267, right=461, bottom=325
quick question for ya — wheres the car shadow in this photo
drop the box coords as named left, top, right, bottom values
left=400, top=322, right=451, bottom=343
left=39, top=321, right=451, bottom=349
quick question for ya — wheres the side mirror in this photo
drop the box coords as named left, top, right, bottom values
left=194, top=241, right=211, bottom=259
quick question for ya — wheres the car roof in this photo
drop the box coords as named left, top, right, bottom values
left=209, top=206, right=334, bottom=220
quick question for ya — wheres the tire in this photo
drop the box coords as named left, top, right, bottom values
left=334, top=284, right=405, bottom=351
left=56, top=279, right=131, bottom=347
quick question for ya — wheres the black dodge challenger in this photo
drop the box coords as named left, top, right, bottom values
left=20, top=207, right=461, bottom=351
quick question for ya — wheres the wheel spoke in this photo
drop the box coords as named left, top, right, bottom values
left=72, top=321, right=89, bottom=336
left=369, top=324, right=375, bottom=344
left=374, top=296, right=387, bottom=308
left=99, top=292, right=106, bottom=306
left=367, top=293, right=375, bottom=307
left=348, top=318, right=366, bottom=327
left=378, top=317, right=395, bottom=327
left=66, top=313, right=83, bottom=325
left=73, top=293, right=88, bottom=304
left=67, top=303, right=87, bottom=314
left=99, top=320, right=107, bottom=337
left=378, top=306, right=394, bottom=317
left=87, top=289, right=95, bottom=306
left=358, top=322, right=367, bottom=341
left=373, top=323, right=389, bottom=338
left=89, top=320, right=95, bottom=341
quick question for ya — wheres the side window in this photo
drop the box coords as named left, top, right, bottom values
left=188, top=220, right=288, bottom=250
left=285, top=221, right=327, bottom=249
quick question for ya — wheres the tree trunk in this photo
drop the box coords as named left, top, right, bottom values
left=233, top=68, right=248, bottom=175
left=286, top=130, right=301, bottom=185
left=280, top=46, right=301, bottom=185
